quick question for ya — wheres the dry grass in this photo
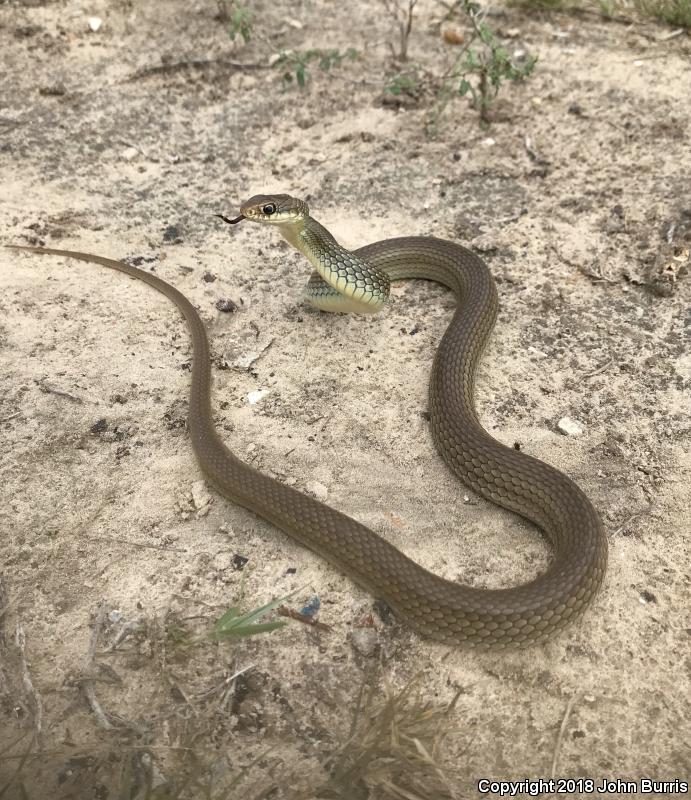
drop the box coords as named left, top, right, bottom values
left=311, top=676, right=462, bottom=800
left=0, top=675, right=462, bottom=800
left=508, top=0, right=691, bottom=25
left=632, top=0, right=691, bottom=25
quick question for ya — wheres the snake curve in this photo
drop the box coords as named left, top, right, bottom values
left=8, top=197, right=607, bottom=645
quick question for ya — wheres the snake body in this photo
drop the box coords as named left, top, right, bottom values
left=9, top=193, right=607, bottom=645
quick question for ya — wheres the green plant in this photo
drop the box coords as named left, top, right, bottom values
left=273, top=47, right=359, bottom=87
left=460, top=1, right=537, bottom=123
left=508, top=0, right=690, bottom=25
left=382, top=0, right=418, bottom=61
left=385, top=71, right=421, bottom=97
left=434, top=0, right=537, bottom=125
left=167, top=594, right=293, bottom=646
left=315, top=676, right=462, bottom=799
left=633, top=0, right=691, bottom=25
left=208, top=595, right=288, bottom=640
left=218, top=1, right=252, bottom=43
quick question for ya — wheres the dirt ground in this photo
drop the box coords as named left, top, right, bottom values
left=1, top=0, right=690, bottom=797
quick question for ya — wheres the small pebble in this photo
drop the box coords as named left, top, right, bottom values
left=557, top=416, right=583, bottom=436
left=247, top=389, right=269, bottom=404
left=216, top=298, right=238, bottom=313
left=299, top=596, right=321, bottom=618
left=306, top=481, right=328, bottom=501
left=88, top=16, right=102, bottom=32
left=191, top=480, right=212, bottom=511
left=162, top=225, right=182, bottom=244
left=90, top=418, right=108, bottom=434
left=232, top=554, right=249, bottom=570
left=121, top=146, right=138, bottom=162
left=39, top=83, right=67, bottom=96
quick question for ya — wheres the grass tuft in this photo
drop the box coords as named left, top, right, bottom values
left=508, top=0, right=691, bottom=26
left=633, top=0, right=691, bottom=25
left=314, top=676, right=462, bottom=800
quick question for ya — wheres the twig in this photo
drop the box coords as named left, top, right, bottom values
left=106, top=619, right=144, bottom=652
left=83, top=534, right=187, bottom=553
left=633, top=51, right=679, bottom=61
left=218, top=664, right=255, bottom=710
left=81, top=602, right=113, bottom=730
left=77, top=604, right=146, bottom=734
left=0, top=412, right=21, bottom=423
left=36, top=380, right=85, bottom=403
left=552, top=245, right=616, bottom=284
left=656, top=28, right=684, bottom=41
left=0, top=574, right=8, bottom=625
left=583, top=359, right=613, bottom=379
left=494, top=211, right=525, bottom=225
left=524, top=134, right=551, bottom=166
left=612, top=512, right=645, bottom=537
left=551, top=694, right=578, bottom=779
left=0, top=733, right=34, bottom=797
left=382, top=0, right=418, bottom=61
left=15, top=624, right=43, bottom=738
left=277, top=605, right=332, bottom=631
left=401, top=0, right=418, bottom=61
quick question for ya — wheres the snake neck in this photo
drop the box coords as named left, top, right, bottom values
left=278, top=215, right=391, bottom=314
left=277, top=215, right=311, bottom=258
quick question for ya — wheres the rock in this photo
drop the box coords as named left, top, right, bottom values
left=191, top=480, right=212, bottom=512
left=247, top=389, right=269, bottom=404
left=216, top=298, right=238, bottom=312
left=557, top=416, right=584, bottom=436
left=306, top=481, right=328, bottom=501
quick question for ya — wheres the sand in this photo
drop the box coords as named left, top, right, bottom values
left=0, top=0, right=689, bottom=796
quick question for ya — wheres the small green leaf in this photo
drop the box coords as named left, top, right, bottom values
left=479, top=24, right=494, bottom=45
left=228, top=6, right=252, bottom=43
left=213, top=622, right=285, bottom=639
left=458, top=79, right=472, bottom=96
left=214, top=605, right=241, bottom=630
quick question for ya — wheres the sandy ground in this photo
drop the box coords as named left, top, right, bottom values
left=1, top=0, right=690, bottom=797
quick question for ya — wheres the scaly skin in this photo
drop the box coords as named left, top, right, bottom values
left=7, top=197, right=607, bottom=645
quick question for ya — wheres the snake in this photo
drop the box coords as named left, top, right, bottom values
left=8, top=193, right=607, bottom=645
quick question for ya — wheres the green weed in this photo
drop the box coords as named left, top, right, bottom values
left=217, top=1, right=252, bottom=43
left=385, top=71, right=421, bottom=97
left=431, top=0, right=537, bottom=126
left=273, top=48, right=359, bottom=87
left=509, top=0, right=690, bottom=26
left=167, top=593, right=294, bottom=647
left=207, top=595, right=288, bottom=641
left=634, top=0, right=691, bottom=25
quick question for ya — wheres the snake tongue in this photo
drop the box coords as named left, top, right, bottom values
left=215, top=213, right=245, bottom=225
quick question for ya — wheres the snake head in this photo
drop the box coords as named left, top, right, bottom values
left=217, top=194, right=310, bottom=226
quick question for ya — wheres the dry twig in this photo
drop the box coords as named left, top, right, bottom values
left=551, top=694, right=578, bottom=779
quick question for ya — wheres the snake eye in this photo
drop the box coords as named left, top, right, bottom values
left=262, top=203, right=277, bottom=215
